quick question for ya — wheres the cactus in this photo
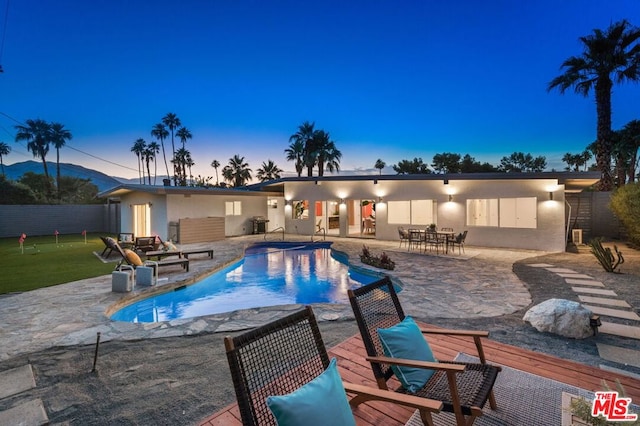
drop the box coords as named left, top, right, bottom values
left=588, top=238, right=624, bottom=273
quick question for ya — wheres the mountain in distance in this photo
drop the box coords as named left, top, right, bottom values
left=4, top=161, right=123, bottom=192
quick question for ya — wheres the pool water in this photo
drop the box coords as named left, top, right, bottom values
left=111, top=243, right=380, bottom=323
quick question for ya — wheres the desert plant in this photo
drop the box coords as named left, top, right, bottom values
left=589, top=238, right=624, bottom=273
left=360, top=245, right=395, bottom=270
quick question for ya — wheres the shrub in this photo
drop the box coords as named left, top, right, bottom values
left=609, top=182, right=640, bottom=247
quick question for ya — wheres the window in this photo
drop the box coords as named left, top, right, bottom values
left=467, top=199, right=498, bottom=227
left=292, top=200, right=309, bottom=219
left=466, top=197, right=536, bottom=228
left=388, top=200, right=436, bottom=225
left=225, top=201, right=242, bottom=216
left=500, top=197, right=536, bottom=228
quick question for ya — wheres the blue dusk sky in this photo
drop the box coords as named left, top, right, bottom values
left=0, top=0, right=639, bottom=181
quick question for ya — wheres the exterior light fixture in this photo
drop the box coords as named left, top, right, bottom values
left=340, top=199, right=346, bottom=205
left=549, top=191, right=553, bottom=201
left=444, top=179, right=449, bottom=185
left=590, top=315, right=601, bottom=335
left=377, top=197, right=383, bottom=203
left=448, top=194, right=453, bottom=202
left=373, top=179, right=378, bottom=185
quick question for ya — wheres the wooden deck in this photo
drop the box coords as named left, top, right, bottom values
left=200, top=327, right=640, bottom=426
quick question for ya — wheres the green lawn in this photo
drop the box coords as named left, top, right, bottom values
left=0, top=233, right=116, bottom=294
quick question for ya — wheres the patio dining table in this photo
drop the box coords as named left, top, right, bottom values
left=407, top=229, right=456, bottom=254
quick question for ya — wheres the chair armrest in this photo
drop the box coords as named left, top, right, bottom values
left=366, top=356, right=465, bottom=372
left=418, top=326, right=490, bottom=364
left=418, top=327, right=489, bottom=337
left=343, top=381, right=442, bottom=412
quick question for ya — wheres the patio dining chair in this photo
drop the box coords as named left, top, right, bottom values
left=348, top=277, right=501, bottom=426
left=224, top=306, right=442, bottom=426
left=424, top=229, right=445, bottom=254
left=398, top=226, right=410, bottom=248
left=449, top=230, right=468, bottom=255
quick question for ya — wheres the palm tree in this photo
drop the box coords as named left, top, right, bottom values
left=147, top=141, right=160, bottom=185
left=131, top=138, right=146, bottom=184
left=256, top=160, right=283, bottom=182
left=0, top=141, right=11, bottom=177
left=185, top=152, right=194, bottom=185
left=151, top=123, right=170, bottom=181
left=210, top=159, right=220, bottom=186
left=289, top=121, right=317, bottom=176
left=173, top=147, right=191, bottom=185
left=15, top=118, right=53, bottom=195
left=375, top=159, right=386, bottom=175
left=284, top=139, right=305, bottom=177
left=142, top=144, right=156, bottom=185
left=162, top=113, right=181, bottom=184
left=312, top=130, right=342, bottom=176
left=222, top=154, right=252, bottom=187
left=49, top=122, right=72, bottom=198
left=548, top=20, right=640, bottom=191
left=175, top=127, right=192, bottom=183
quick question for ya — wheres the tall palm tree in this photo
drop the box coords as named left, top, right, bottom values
left=284, top=139, right=305, bottom=177
left=147, top=141, right=160, bottom=185
left=289, top=121, right=317, bottom=176
left=0, top=141, right=10, bottom=177
left=49, top=122, right=72, bottom=198
left=185, top=152, right=194, bottom=185
left=162, top=113, right=181, bottom=184
left=142, top=144, right=156, bottom=185
left=131, top=138, right=146, bottom=184
left=151, top=123, right=170, bottom=181
left=222, top=154, right=252, bottom=187
left=548, top=20, right=640, bottom=191
left=256, top=159, right=283, bottom=182
left=210, top=159, right=220, bottom=186
left=313, top=130, right=342, bottom=176
left=375, top=159, right=386, bottom=175
left=15, top=118, right=53, bottom=195
left=175, top=127, right=192, bottom=183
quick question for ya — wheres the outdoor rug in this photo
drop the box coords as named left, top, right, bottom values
left=404, top=353, right=597, bottom=426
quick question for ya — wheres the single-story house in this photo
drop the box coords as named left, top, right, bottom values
left=99, top=171, right=600, bottom=252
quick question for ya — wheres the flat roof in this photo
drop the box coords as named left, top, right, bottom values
left=249, top=171, right=601, bottom=193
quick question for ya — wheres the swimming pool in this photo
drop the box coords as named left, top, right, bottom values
left=110, top=242, right=381, bottom=323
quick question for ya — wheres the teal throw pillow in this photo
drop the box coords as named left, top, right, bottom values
left=266, top=358, right=355, bottom=426
left=377, top=316, right=437, bottom=393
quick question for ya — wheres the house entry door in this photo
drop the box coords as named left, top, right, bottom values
left=133, top=204, right=150, bottom=237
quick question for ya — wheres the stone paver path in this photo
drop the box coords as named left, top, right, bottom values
left=529, top=263, right=640, bottom=375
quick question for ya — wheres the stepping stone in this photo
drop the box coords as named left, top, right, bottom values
left=528, top=263, right=555, bottom=268
left=599, top=322, right=640, bottom=340
left=584, top=305, right=640, bottom=321
left=546, top=268, right=577, bottom=273
left=565, top=278, right=604, bottom=287
left=0, top=399, right=48, bottom=426
left=0, top=364, right=36, bottom=399
left=600, top=364, right=640, bottom=381
left=578, top=296, right=631, bottom=308
left=596, top=343, right=640, bottom=369
left=571, top=287, right=617, bottom=296
left=557, top=273, right=594, bottom=279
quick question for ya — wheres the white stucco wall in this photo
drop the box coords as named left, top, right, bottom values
left=283, top=178, right=567, bottom=252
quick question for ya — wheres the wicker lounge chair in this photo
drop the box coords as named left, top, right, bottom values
left=113, top=240, right=189, bottom=272
left=348, top=277, right=500, bottom=426
left=224, top=306, right=442, bottom=426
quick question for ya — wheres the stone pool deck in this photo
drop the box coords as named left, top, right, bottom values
left=0, top=235, right=536, bottom=362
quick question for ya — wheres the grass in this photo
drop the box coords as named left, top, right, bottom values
left=0, top=233, right=116, bottom=294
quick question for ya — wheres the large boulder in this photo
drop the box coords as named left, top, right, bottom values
left=523, top=299, right=593, bottom=339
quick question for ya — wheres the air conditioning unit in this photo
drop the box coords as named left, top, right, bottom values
left=572, top=229, right=583, bottom=245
